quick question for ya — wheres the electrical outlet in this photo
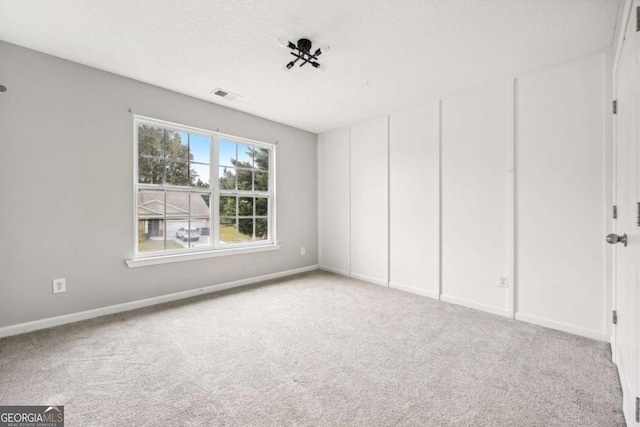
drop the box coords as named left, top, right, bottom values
left=499, top=276, right=509, bottom=288
left=53, top=278, right=66, bottom=294
left=301, top=247, right=306, bottom=255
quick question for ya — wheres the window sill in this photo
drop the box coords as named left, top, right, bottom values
left=125, top=243, right=281, bottom=268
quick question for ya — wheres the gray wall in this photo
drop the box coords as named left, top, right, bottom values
left=0, top=41, right=318, bottom=328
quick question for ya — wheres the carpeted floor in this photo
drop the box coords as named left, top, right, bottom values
left=0, top=271, right=624, bottom=426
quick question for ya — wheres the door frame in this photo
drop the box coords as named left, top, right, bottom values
left=611, top=1, right=639, bottom=424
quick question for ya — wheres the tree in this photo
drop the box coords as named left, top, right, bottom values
left=138, top=126, right=199, bottom=186
left=219, top=167, right=236, bottom=191
left=138, top=125, right=164, bottom=184
left=254, top=147, right=269, bottom=171
left=219, top=146, right=270, bottom=239
left=140, top=139, right=270, bottom=240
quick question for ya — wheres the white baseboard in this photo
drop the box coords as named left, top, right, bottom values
left=610, top=331, right=616, bottom=362
left=349, top=272, right=388, bottom=287
left=389, top=282, right=439, bottom=300
left=514, top=312, right=607, bottom=341
left=0, top=265, right=319, bottom=339
left=318, top=265, right=350, bottom=277
left=440, top=294, right=511, bottom=318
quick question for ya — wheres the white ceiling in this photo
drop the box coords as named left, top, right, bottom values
left=0, top=0, right=620, bottom=134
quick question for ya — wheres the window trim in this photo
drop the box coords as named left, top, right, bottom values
left=125, top=243, right=281, bottom=268
left=131, top=115, right=277, bottom=262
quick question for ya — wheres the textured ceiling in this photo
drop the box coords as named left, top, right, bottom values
left=0, top=0, right=620, bottom=133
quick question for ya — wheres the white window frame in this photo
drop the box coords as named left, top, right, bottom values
left=129, top=115, right=277, bottom=267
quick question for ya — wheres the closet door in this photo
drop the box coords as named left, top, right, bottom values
left=516, top=53, right=606, bottom=337
left=441, top=82, right=510, bottom=315
left=350, top=116, right=389, bottom=285
left=389, top=104, right=440, bottom=297
left=318, top=128, right=350, bottom=275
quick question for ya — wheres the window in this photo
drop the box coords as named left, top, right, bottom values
left=134, top=117, right=275, bottom=258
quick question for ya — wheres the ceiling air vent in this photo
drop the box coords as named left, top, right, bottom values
left=211, top=87, right=241, bottom=101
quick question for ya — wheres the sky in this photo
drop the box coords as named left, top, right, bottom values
left=176, top=132, right=259, bottom=186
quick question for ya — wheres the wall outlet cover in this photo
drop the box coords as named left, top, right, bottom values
left=53, top=278, right=66, bottom=293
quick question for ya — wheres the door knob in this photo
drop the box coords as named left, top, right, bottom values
left=606, top=233, right=627, bottom=246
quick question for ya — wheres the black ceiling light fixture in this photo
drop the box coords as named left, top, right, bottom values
left=279, top=37, right=329, bottom=72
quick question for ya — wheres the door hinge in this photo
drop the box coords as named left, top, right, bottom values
left=636, top=6, right=639, bottom=32
left=613, top=205, right=618, bottom=219
left=636, top=202, right=640, bottom=226
left=636, top=396, right=639, bottom=422
left=612, top=310, right=617, bottom=325
left=613, top=100, right=618, bottom=114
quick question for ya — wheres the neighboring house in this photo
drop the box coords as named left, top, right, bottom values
left=138, top=191, right=210, bottom=238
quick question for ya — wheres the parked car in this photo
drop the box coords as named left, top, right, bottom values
left=176, top=227, right=200, bottom=241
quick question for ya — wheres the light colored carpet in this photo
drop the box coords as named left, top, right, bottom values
left=0, top=271, right=624, bottom=426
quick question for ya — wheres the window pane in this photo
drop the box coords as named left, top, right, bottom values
left=238, top=218, right=254, bottom=242
left=255, top=197, right=268, bottom=216
left=256, top=148, right=269, bottom=171
left=138, top=157, right=164, bottom=184
left=191, top=192, right=211, bottom=216
left=138, top=220, right=167, bottom=252
left=166, top=131, right=189, bottom=160
left=191, top=163, right=210, bottom=189
left=174, top=220, right=204, bottom=248
left=238, top=197, right=253, bottom=217
left=138, top=125, right=164, bottom=157
left=168, top=219, right=192, bottom=250
left=138, top=190, right=164, bottom=220
left=255, top=218, right=268, bottom=241
left=165, top=191, right=189, bottom=219
left=200, top=192, right=211, bottom=207
left=254, top=171, right=268, bottom=191
left=220, top=217, right=237, bottom=244
left=190, top=134, right=210, bottom=164
left=168, top=220, right=184, bottom=240
left=220, top=196, right=236, bottom=216
left=137, top=189, right=167, bottom=253
left=237, top=144, right=254, bottom=167
left=219, top=167, right=236, bottom=190
left=237, top=170, right=252, bottom=191
left=219, top=140, right=236, bottom=167
left=166, top=161, right=190, bottom=186
left=190, top=193, right=211, bottom=248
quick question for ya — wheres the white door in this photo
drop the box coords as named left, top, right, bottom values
left=635, top=3, right=640, bottom=420
left=612, top=2, right=639, bottom=423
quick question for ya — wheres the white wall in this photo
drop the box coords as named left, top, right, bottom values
left=0, top=41, right=318, bottom=329
left=441, top=82, right=511, bottom=316
left=349, top=117, right=389, bottom=286
left=389, top=103, right=440, bottom=298
left=515, top=54, right=607, bottom=337
left=318, top=128, right=350, bottom=275
left=318, top=52, right=608, bottom=340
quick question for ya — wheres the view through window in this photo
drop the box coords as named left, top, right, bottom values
left=135, top=117, right=274, bottom=257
